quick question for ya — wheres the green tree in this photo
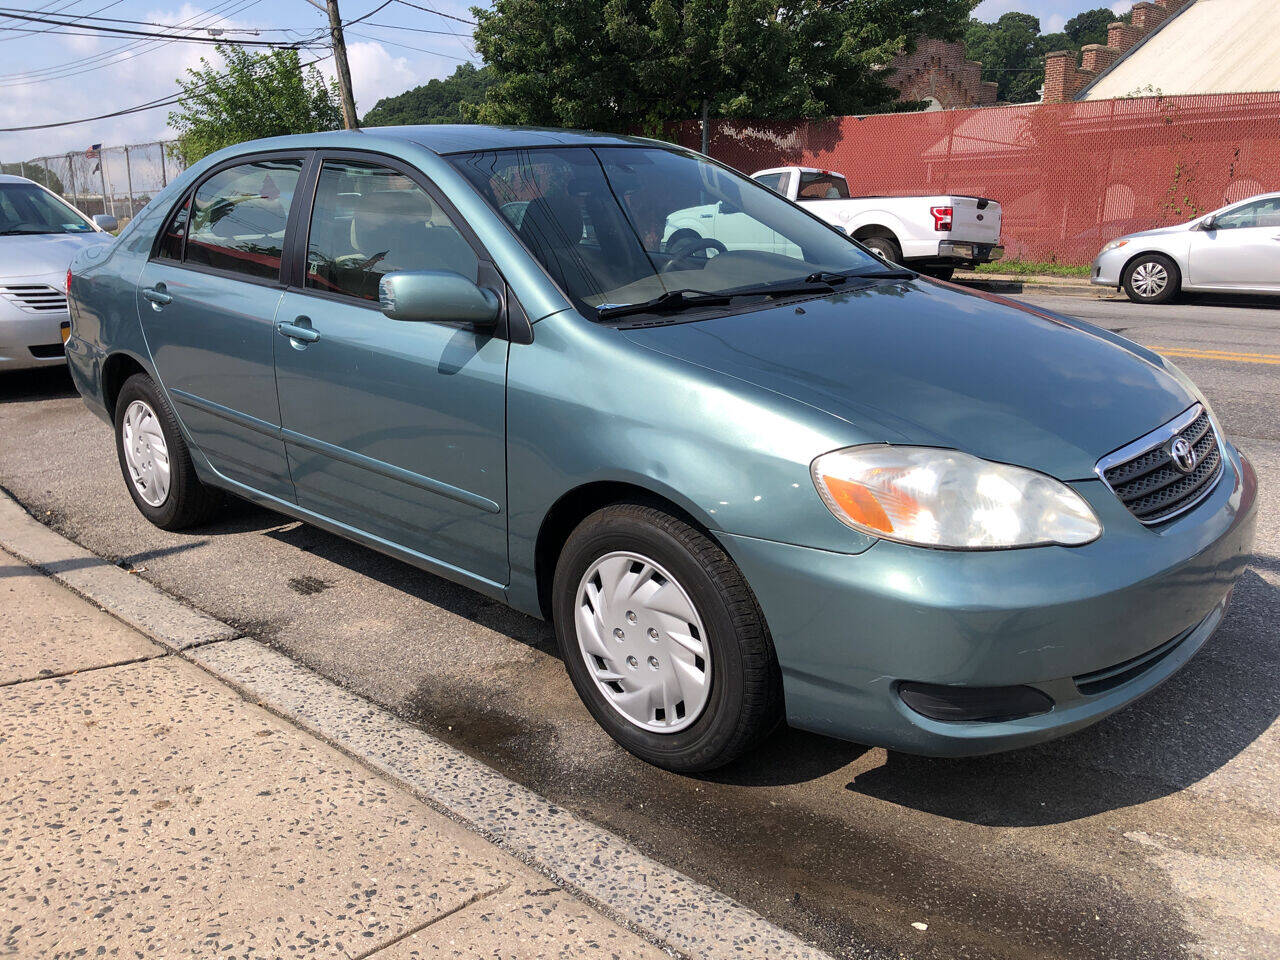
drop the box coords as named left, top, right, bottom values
left=1, top=163, right=65, bottom=193
left=964, top=12, right=1045, bottom=103
left=1064, top=7, right=1129, bottom=48
left=362, top=63, right=496, bottom=126
left=468, top=0, right=976, bottom=131
left=168, top=44, right=343, bottom=165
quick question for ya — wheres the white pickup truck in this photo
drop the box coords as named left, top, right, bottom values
left=750, top=166, right=1003, bottom=279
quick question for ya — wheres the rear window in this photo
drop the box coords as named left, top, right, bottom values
left=797, top=172, right=849, bottom=200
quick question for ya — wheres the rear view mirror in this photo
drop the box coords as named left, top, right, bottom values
left=378, top=271, right=500, bottom=327
left=93, top=214, right=118, bottom=232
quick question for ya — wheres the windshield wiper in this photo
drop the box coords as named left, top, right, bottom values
left=0, top=228, right=52, bottom=236
left=596, top=288, right=732, bottom=321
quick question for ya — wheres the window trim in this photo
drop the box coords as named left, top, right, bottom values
left=286, top=148, right=496, bottom=312
left=147, top=149, right=311, bottom=290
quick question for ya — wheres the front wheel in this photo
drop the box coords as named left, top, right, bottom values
left=552, top=503, right=783, bottom=773
left=114, top=372, right=221, bottom=530
left=1123, top=253, right=1180, bottom=304
left=860, top=235, right=902, bottom=265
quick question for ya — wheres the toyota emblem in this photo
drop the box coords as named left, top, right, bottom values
left=1169, top=436, right=1198, bottom=474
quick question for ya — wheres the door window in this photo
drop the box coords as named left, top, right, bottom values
left=305, top=159, right=478, bottom=302
left=155, top=195, right=190, bottom=260
left=1213, top=197, right=1280, bottom=230
left=184, top=158, right=302, bottom=280
left=754, top=172, right=785, bottom=194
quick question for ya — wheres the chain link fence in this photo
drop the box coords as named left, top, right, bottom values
left=2, top=141, right=186, bottom=226
left=670, top=91, right=1280, bottom=265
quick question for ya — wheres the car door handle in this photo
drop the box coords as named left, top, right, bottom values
left=277, top=319, right=320, bottom=344
left=142, top=285, right=172, bottom=306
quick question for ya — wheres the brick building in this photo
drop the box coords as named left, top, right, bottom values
left=889, top=38, right=998, bottom=111
left=1044, top=0, right=1280, bottom=103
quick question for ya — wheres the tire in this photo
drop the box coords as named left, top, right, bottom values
left=113, top=372, right=220, bottom=530
left=860, top=234, right=902, bottom=265
left=664, top=228, right=702, bottom=254
left=1123, top=253, right=1180, bottom=304
left=552, top=502, right=783, bottom=773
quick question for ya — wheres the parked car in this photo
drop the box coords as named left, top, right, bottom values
left=1094, top=192, right=1280, bottom=303
left=743, top=165, right=1003, bottom=279
left=67, top=127, right=1256, bottom=772
left=1, top=174, right=116, bottom=371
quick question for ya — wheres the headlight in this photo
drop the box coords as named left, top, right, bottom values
left=1099, top=239, right=1129, bottom=255
left=811, top=445, right=1101, bottom=549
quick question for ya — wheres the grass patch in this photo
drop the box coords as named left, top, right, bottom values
left=973, top=260, right=1091, bottom=278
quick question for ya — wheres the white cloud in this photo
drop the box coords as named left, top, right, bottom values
left=320, top=40, right=415, bottom=116
left=1045, top=14, right=1067, bottom=32
left=1110, top=1, right=1134, bottom=14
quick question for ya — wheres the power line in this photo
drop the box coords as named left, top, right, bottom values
left=0, top=7, right=325, bottom=45
left=0, top=0, right=123, bottom=45
left=347, top=27, right=476, bottom=61
left=0, top=50, right=333, bottom=131
left=390, top=0, right=474, bottom=26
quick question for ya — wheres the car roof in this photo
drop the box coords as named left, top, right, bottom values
left=363, top=124, right=668, bottom=155
left=0, top=173, right=36, bottom=184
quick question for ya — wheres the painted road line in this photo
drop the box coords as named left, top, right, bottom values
left=1151, top=347, right=1280, bottom=366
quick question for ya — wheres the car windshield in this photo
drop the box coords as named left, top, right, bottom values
left=447, top=146, right=888, bottom=317
left=0, top=183, right=95, bottom=235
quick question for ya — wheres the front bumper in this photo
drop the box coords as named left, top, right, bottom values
left=0, top=306, right=68, bottom=370
left=720, top=443, right=1258, bottom=756
left=1091, top=247, right=1127, bottom=287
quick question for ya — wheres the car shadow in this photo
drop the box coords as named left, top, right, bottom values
left=0, top=367, right=77, bottom=403
left=838, top=567, right=1279, bottom=826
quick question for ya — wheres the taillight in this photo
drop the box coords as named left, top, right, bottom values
left=66, top=267, right=73, bottom=293
left=931, top=206, right=953, bottom=231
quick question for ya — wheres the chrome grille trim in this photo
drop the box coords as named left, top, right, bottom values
left=1095, top=403, right=1226, bottom=525
left=1, top=284, right=68, bottom=313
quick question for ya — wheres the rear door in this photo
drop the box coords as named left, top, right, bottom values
left=1188, top=197, right=1280, bottom=291
left=272, top=153, right=509, bottom=586
left=136, top=153, right=306, bottom=501
left=946, top=197, right=1002, bottom=245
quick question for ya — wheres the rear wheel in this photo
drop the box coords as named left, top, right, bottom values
left=552, top=503, right=783, bottom=773
left=1123, top=253, right=1179, bottom=304
left=860, top=235, right=902, bottom=265
left=114, top=372, right=220, bottom=530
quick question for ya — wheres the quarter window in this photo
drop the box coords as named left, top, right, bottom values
left=184, top=158, right=302, bottom=280
left=305, top=159, right=478, bottom=302
left=156, top=195, right=190, bottom=260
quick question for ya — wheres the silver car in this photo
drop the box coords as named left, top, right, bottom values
left=1093, top=191, right=1280, bottom=304
left=1, top=174, right=115, bottom=371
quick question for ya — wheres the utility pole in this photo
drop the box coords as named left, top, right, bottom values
left=700, top=99, right=710, bottom=155
left=326, top=0, right=359, bottom=129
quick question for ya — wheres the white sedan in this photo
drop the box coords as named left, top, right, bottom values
left=1, top=174, right=115, bottom=370
left=1093, top=192, right=1280, bottom=304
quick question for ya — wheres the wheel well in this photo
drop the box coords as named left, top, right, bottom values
left=1121, top=250, right=1180, bottom=283
left=102, top=353, right=147, bottom=418
left=852, top=224, right=898, bottom=244
left=533, top=481, right=709, bottom=619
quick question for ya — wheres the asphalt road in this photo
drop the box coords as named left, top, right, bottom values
left=2, top=290, right=1277, bottom=960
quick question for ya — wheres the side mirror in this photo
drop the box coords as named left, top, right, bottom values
left=378, top=270, right=500, bottom=327
left=1194, top=216, right=1215, bottom=232
left=92, top=214, right=118, bottom=232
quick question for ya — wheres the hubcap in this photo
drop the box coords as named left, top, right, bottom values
left=574, top=551, right=711, bottom=733
left=1132, top=261, right=1168, bottom=298
left=121, top=400, right=171, bottom=507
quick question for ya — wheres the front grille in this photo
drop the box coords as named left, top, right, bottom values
left=1, top=284, right=67, bottom=313
left=1098, top=406, right=1223, bottom=524
left=28, top=343, right=66, bottom=359
left=1073, top=626, right=1192, bottom=696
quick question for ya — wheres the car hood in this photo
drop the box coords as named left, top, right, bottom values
left=0, top=231, right=112, bottom=280
left=1115, top=222, right=1189, bottom=242
left=622, top=279, right=1196, bottom=480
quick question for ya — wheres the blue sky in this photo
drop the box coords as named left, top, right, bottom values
left=0, top=0, right=485, bottom=161
left=2, top=1, right=1137, bottom=165
left=973, top=0, right=1135, bottom=33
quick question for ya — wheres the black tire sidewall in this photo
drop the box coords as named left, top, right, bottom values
left=113, top=373, right=198, bottom=529
left=1124, top=254, right=1179, bottom=304
left=863, top=236, right=902, bottom=264
left=552, top=509, right=754, bottom=771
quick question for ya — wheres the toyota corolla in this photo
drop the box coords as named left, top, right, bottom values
left=65, top=127, right=1257, bottom=772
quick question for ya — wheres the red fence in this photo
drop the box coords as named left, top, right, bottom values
left=669, top=93, right=1280, bottom=265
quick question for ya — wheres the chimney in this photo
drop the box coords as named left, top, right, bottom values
left=1081, top=43, right=1120, bottom=74
left=1043, top=50, right=1082, bottom=103
left=1153, top=0, right=1185, bottom=11
left=1108, top=20, right=1145, bottom=53
left=1130, top=2, right=1167, bottom=33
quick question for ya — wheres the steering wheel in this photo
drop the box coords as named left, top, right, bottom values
left=661, top=237, right=727, bottom=274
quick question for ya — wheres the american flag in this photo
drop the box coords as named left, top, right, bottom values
left=85, top=144, right=101, bottom=159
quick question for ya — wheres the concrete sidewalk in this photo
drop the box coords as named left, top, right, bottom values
left=0, top=549, right=669, bottom=959
left=952, top=270, right=1104, bottom=298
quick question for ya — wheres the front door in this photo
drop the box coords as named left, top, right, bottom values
left=273, top=156, right=509, bottom=585
left=136, top=155, right=305, bottom=500
left=1188, top=196, right=1280, bottom=291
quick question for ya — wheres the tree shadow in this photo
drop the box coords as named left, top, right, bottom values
left=843, top=568, right=1279, bottom=826
left=0, top=367, right=77, bottom=403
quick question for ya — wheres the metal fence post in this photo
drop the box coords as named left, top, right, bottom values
left=66, top=153, right=77, bottom=208
left=159, top=143, right=167, bottom=188
left=124, top=146, right=134, bottom=219
left=99, top=153, right=112, bottom=217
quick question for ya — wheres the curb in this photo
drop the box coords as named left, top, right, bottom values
left=0, top=489, right=835, bottom=960
left=952, top=274, right=1103, bottom=299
